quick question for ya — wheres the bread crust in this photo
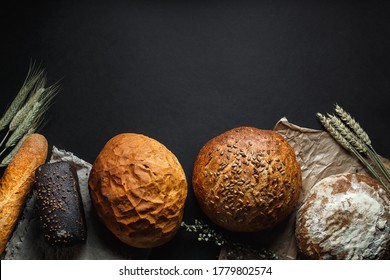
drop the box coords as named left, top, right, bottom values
left=192, top=127, right=302, bottom=232
left=35, top=161, right=87, bottom=247
left=0, top=134, right=48, bottom=254
left=88, top=133, right=187, bottom=248
left=295, top=173, right=390, bottom=259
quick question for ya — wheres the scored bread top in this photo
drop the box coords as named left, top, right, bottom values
left=296, top=173, right=390, bottom=259
left=88, top=133, right=187, bottom=248
left=192, top=127, right=302, bottom=232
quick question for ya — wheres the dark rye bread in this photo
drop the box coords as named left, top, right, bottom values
left=295, top=173, right=390, bottom=259
left=34, top=161, right=86, bottom=247
left=192, top=127, right=302, bottom=232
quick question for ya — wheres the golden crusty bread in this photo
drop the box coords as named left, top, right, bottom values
left=192, top=127, right=302, bottom=232
left=0, top=134, right=48, bottom=254
left=296, top=173, right=390, bottom=259
left=88, top=133, right=187, bottom=248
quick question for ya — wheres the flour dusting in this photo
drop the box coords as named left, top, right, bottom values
left=297, top=173, right=390, bottom=259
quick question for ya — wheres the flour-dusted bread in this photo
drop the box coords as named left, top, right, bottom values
left=192, top=127, right=302, bottom=232
left=88, top=133, right=187, bottom=248
left=296, top=173, right=390, bottom=259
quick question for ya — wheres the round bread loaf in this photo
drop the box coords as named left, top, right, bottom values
left=88, top=133, right=187, bottom=248
left=192, top=127, right=302, bottom=232
left=296, top=173, right=390, bottom=259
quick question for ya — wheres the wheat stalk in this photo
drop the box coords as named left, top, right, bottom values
left=0, top=64, right=59, bottom=166
left=327, top=114, right=367, bottom=153
left=7, top=102, right=41, bottom=146
left=8, top=82, right=58, bottom=132
left=334, top=105, right=390, bottom=188
left=9, top=88, right=45, bottom=131
left=317, top=108, right=390, bottom=193
left=317, top=113, right=352, bottom=151
left=0, top=102, right=42, bottom=157
left=0, top=64, right=46, bottom=147
left=0, top=63, right=45, bottom=131
left=335, top=104, right=371, bottom=146
left=0, top=127, right=37, bottom=167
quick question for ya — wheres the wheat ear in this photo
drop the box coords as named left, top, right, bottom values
left=317, top=113, right=388, bottom=191
left=9, top=88, right=45, bottom=131
left=0, top=102, right=42, bottom=157
left=318, top=110, right=390, bottom=193
left=0, top=127, right=36, bottom=167
left=317, top=113, right=352, bottom=151
left=335, top=104, right=371, bottom=146
left=327, top=114, right=367, bottom=153
left=0, top=63, right=45, bottom=131
left=335, top=104, right=390, bottom=188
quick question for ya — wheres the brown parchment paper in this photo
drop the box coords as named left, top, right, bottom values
left=219, top=117, right=368, bottom=260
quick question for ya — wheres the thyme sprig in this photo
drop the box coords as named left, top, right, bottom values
left=181, top=219, right=278, bottom=259
left=182, top=219, right=226, bottom=246
left=0, top=62, right=59, bottom=167
left=317, top=105, right=390, bottom=193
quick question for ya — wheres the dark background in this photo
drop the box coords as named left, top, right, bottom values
left=1, top=0, right=390, bottom=259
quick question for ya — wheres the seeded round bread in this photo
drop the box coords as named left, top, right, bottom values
left=88, top=133, right=187, bottom=248
left=295, top=173, right=390, bottom=259
left=192, top=127, right=302, bottom=232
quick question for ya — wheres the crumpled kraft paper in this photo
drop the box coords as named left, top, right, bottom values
left=275, top=117, right=367, bottom=203
left=219, top=117, right=368, bottom=260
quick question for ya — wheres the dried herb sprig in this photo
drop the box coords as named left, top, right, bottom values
left=182, top=219, right=226, bottom=246
left=317, top=105, right=390, bottom=193
left=181, top=219, right=278, bottom=260
left=0, top=63, right=59, bottom=167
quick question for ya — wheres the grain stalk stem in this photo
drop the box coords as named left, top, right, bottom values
left=317, top=107, right=390, bottom=194
left=0, top=64, right=59, bottom=165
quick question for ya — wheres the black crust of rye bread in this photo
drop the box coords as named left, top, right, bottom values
left=34, top=161, right=86, bottom=247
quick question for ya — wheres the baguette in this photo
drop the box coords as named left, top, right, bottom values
left=0, top=133, right=48, bottom=254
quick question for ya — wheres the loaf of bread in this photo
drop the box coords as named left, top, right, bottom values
left=88, top=133, right=187, bottom=248
left=295, top=173, right=390, bottom=259
left=34, top=161, right=87, bottom=247
left=192, top=127, right=302, bottom=232
left=0, top=134, right=48, bottom=254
